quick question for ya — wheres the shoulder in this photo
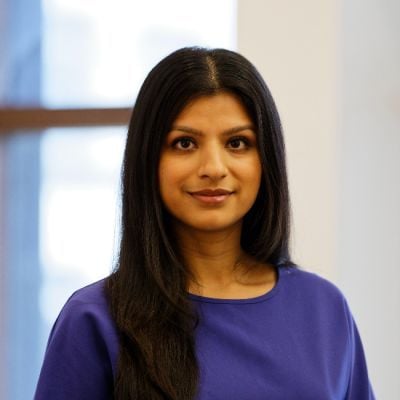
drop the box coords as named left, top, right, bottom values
left=35, top=279, right=119, bottom=399
left=64, top=278, right=109, bottom=307
left=279, top=265, right=350, bottom=314
left=54, top=279, right=112, bottom=329
left=278, top=266, right=375, bottom=397
left=277, top=265, right=356, bottom=348
left=51, top=278, right=118, bottom=348
left=281, top=265, right=345, bottom=297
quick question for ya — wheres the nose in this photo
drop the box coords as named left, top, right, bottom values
left=197, top=145, right=228, bottom=180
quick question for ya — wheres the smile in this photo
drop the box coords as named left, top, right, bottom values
left=189, top=189, right=233, bottom=204
left=190, top=193, right=231, bottom=204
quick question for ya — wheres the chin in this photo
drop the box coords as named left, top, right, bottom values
left=186, top=218, right=243, bottom=233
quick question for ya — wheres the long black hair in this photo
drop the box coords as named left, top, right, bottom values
left=105, top=47, right=293, bottom=399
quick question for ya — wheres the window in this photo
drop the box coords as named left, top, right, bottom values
left=0, top=1, right=237, bottom=399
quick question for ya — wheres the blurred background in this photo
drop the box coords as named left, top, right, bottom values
left=0, top=0, right=398, bottom=399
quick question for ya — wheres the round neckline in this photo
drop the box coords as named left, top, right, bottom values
left=187, top=264, right=286, bottom=304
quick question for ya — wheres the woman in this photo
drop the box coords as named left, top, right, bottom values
left=35, top=47, right=375, bottom=399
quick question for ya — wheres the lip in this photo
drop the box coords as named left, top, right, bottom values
left=189, top=188, right=233, bottom=204
left=190, top=188, right=232, bottom=196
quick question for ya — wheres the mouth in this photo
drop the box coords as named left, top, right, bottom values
left=189, top=189, right=233, bottom=204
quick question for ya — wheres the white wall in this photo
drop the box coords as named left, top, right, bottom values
left=338, top=1, right=400, bottom=399
left=237, top=0, right=339, bottom=279
left=237, top=1, right=400, bottom=399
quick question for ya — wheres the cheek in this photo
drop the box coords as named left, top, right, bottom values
left=158, top=156, right=187, bottom=205
left=159, top=158, right=180, bottom=187
left=239, top=156, right=262, bottom=189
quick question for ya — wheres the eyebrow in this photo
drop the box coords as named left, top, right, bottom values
left=170, top=124, right=256, bottom=137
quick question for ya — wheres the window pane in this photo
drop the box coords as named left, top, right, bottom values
left=42, top=0, right=237, bottom=107
left=40, top=127, right=125, bottom=327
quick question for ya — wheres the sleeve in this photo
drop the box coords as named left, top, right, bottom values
left=34, top=298, right=116, bottom=400
left=343, top=299, right=376, bottom=400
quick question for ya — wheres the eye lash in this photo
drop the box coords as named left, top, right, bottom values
left=232, top=135, right=251, bottom=142
left=171, top=136, right=196, bottom=149
left=171, top=136, right=194, bottom=144
left=228, top=136, right=252, bottom=148
left=168, top=135, right=254, bottom=151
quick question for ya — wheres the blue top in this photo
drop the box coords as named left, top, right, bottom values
left=34, top=266, right=375, bottom=399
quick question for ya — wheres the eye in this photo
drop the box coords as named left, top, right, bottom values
left=172, top=137, right=196, bottom=150
left=227, top=137, right=250, bottom=150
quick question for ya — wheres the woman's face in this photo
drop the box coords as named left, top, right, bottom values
left=158, top=92, right=262, bottom=234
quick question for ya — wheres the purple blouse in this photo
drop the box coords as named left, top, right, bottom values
left=34, top=266, right=375, bottom=399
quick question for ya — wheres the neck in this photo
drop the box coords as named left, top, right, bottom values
left=173, top=221, right=256, bottom=290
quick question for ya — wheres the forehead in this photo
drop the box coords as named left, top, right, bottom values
left=173, top=92, right=254, bottom=126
